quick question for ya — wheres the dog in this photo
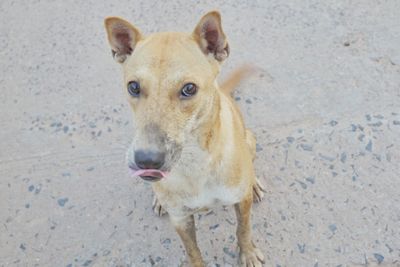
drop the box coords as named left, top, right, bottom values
left=104, top=11, right=266, bottom=267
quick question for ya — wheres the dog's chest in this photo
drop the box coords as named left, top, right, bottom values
left=163, top=144, right=244, bottom=211
left=158, top=100, right=247, bottom=212
left=184, top=182, right=242, bottom=210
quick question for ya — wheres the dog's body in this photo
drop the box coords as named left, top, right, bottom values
left=105, top=11, right=265, bottom=267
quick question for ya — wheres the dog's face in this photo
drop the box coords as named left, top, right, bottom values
left=105, top=11, right=229, bottom=181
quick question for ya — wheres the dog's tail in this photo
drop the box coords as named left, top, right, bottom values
left=220, top=65, right=257, bottom=95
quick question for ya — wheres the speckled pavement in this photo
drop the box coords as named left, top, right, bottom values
left=1, top=1, right=400, bottom=266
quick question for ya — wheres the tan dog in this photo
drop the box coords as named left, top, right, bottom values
left=104, top=11, right=266, bottom=267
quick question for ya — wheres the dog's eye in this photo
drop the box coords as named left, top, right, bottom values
left=180, top=83, right=197, bottom=98
left=127, top=81, right=140, bottom=97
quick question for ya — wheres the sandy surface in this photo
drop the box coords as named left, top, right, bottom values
left=1, top=0, right=400, bottom=266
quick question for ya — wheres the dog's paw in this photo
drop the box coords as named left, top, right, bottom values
left=152, top=196, right=167, bottom=216
left=252, top=178, right=266, bottom=203
left=239, top=245, right=265, bottom=267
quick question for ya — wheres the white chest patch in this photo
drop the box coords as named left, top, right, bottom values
left=158, top=136, right=246, bottom=213
left=184, top=183, right=243, bottom=210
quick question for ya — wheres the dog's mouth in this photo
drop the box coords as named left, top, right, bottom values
left=130, top=168, right=168, bottom=182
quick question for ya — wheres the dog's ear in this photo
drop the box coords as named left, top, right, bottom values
left=104, top=17, right=142, bottom=63
left=193, top=11, right=229, bottom=62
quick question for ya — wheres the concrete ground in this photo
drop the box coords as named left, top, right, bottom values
left=1, top=0, right=399, bottom=266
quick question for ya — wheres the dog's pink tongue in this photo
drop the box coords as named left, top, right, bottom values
left=131, top=169, right=167, bottom=178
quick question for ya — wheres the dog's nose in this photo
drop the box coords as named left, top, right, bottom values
left=134, top=150, right=165, bottom=170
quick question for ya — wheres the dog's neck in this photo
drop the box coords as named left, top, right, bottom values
left=196, top=87, right=227, bottom=157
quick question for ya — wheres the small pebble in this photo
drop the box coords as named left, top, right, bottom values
left=223, top=247, right=236, bottom=258
left=368, top=122, right=382, bottom=127
left=209, top=224, right=219, bottom=230
left=297, top=243, right=306, bottom=253
left=225, top=218, right=236, bottom=225
left=305, top=176, right=315, bottom=184
left=83, top=260, right=92, bottom=266
left=287, top=136, right=295, bottom=143
left=162, top=238, right=171, bottom=244
left=319, top=153, right=335, bottom=162
left=373, top=253, right=384, bottom=264
left=296, top=180, right=307, bottom=189
left=365, top=140, right=373, bottom=152
left=57, top=198, right=69, bottom=207
left=300, top=143, right=313, bottom=151
left=385, top=244, right=393, bottom=253
left=161, top=238, right=171, bottom=248
left=340, top=152, right=347, bottom=163
left=256, top=143, right=263, bottom=152
left=34, top=184, right=41, bottom=194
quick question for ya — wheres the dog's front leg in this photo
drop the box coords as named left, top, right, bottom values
left=234, top=194, right=265, bottom=267
left=171, top=215, right=205, bottom=267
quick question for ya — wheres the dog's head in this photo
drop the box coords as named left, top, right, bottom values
left=104, top=11, right=229, bottom=182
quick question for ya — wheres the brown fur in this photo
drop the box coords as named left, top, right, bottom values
left=105, top=11, right=266, bottom=266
